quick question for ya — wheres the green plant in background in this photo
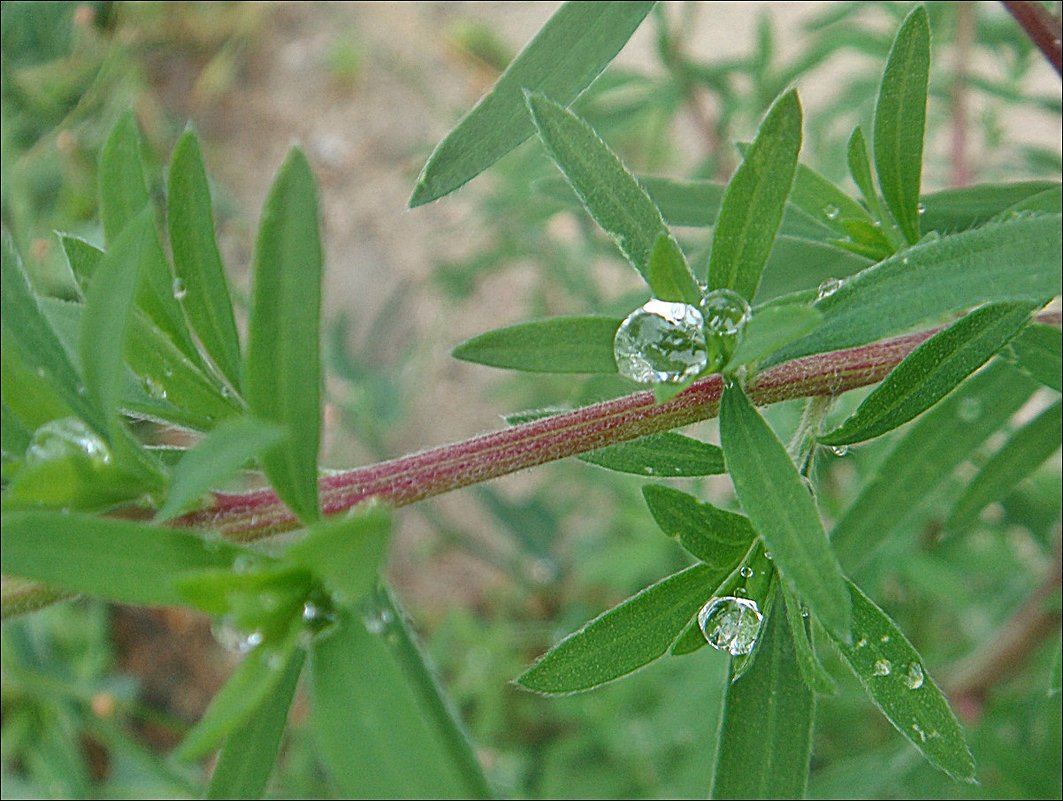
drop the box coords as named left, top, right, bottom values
left=2, top=2, right=1061, bottom=799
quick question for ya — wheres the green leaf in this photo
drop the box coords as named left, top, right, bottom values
left=828, top=581, right=975, bottom=782
left=79, top=207, right=151, bottom=435
left=207, top=648, right=304, bottom=800
left=765, top=214, right=1062, bottom=365
left=819, top=302, right=1036, bottom=446
left=832, top=361, right=1037, bottom=573
left=168, top=129, right=243, bottom=391
left=516, top=563, right=719, bottom=694
left=246, top=147, right=323, bottom=524
left=526, top=91, right=694, bottom=294
left=1, top=401, right=32, bottom=461
left=708, top=89, right=802, bottom=302
left=641, top=485, right=756, bottom=569
left=0, top=511, right=244, bottom=607
left=781, top=583, right=837, bottom=695
left=156, top=417, right=285, bottom=521
left=946, top=399, right=1062, bottom=532
left=645, top=233, right=701, bottom=304
left=176, top=625, right=301, bottom=762
left=873, top=5, right=930, bottom=244
left=409, top=1, right=655, bottom=206
left=286, top=503, right=392, bottom=603
left=1008, top=323, right=1061, bottom=392
left=452, top=315, right=620, bottom=373
left=60, top=234, right=103, bottom=292
left=847, top=127, right=881, bottom=220
left=310, top=591, right=490, bottom=799
left=1, top=234, right=102, bottom=432
left=919, top=181, right=1059, bottom=233
left=580, top=433, right=724, bottom=477
left=729, top=304, right=822, bottom=367
left=720, top=383, right=851, bottom=641
left=710, top=593, right=815, bottom=800
left=790, top=161, right=875, bottom=239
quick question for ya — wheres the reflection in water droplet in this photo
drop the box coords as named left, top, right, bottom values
left=26, top=418, right=112, bottom=468
left=699, top=289, right=752, bottom=337
left=698, top=596, right=763, bottom=656
left=957, top=397, right=982, bottom=422
left=172, top=277, right=188, bottom=301
left=823, top=204, right=841, bottom=221
left=614, top=300, right=708, bottom=384
left=873, top=659, right=892, bottom=676
left=830, top=445, right=849, bottom=457
left=904, top=662, right=924, bottom=690
left=739, top=566, right=754, bottom=578
left=816, top=278, right=845, bottom=301
left=916, top=202, right=926, bottom=215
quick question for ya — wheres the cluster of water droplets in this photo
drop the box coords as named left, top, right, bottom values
left=613, top=289, right=752, bottom=385
left=697, top=595, right=763, bottom=656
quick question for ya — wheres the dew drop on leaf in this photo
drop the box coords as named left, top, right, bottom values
left=613, top=299, right=708, bottom=384
left=739, top=566, right=754, bottom=578
left=823, top=204, right=841, bottom=220
left=830, top=445, right=849, bottom=457
left=172, top=277, right=188, bottom=301
left=816, top=277, right=846, bottom=301
left=212, top=617, right=263, bottom=654
left=697, top=596, right=763, bottom=656
left=26, top=418, right=112, bottom=468
left=904, top=662, right=924, bottom=690
left=872, top=658, right=892, bottom=676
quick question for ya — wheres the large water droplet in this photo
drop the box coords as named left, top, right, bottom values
left=816, top=278, right=846, bottom=301
left=614, top=300, right=708, bottom=384
left=904, top=662, right=924, bottom=690
left=698, top=596, right=763, bottom=656
left=699, top=289, right=752, bottom=337
left=872, top=658, right=892, bottom=677
left=25, top=418, right=112, bottom=468
left=172, top=277, right=188, bottom=301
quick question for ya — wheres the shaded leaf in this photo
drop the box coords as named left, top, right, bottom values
left=642, top=484, right=755, bottom=569
left=1007, top=323, right=1061, bottom=392
left=919, top=181, right=1059, bottom=233
left=729, top=304, right=822, bottom=367
left=246, top=147, right=323, bottom=524
left=645, top=233, right=701, bottom=304
left=410, top=1, right=655, bottom=206
left=819, top=302, right=1036, bottom=446
left=581, top=432, right=724, bottom=477
left=781, top=583, right=837, bottom=695
left=453, top=315, right=620, bottom=373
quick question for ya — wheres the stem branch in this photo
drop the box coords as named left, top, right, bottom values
left=1002, top=1, right=1063, bottom=76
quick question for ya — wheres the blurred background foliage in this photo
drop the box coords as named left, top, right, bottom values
left=1, top=2, right=1060, bottom=798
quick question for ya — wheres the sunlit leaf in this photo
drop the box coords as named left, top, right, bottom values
left=452, top=315, right=620, bottom=373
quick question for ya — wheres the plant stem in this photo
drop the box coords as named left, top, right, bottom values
left=1002, top=0, right=1063, bottom=76
left=175, top=309, right=1059, bottom=543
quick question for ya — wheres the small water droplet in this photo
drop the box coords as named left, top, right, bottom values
left=856, top=637, right=868, bottom=649
left=880, top=635, right=890, bottom=644
left=302, top=599, right=339, bottom=637
left=830, top=445, right=849, bottom=457
left=916, top=202, right=926, bottom=215
left=904, top=662, right=924, bottom=690
left=212, top=618, right=263, bottom=654
left=763, top=551, right=772, bottom=561
left=823, top=204, right=841, bottom=221
left=800, top=607, right=810, bottom=619
left=816, top=278, right=845, bottom=301
left=873, top=659, right=892, bottom=676
left=26, top=418, right=112, bottom=469
left=901, top=256, right=910, bottom=266
left=911, top=722, right=928, bottom=742
left=698, top=596, right=763, bottom=656
left=957, top=397, right=982, bottom=422
left=613, top=300, right=708, bottom=384
left=172, top=277, right=187, bottom=301
left=739, top=566, right=754, bottom=578
left=361, top=605, right=395, bottom=635
left=142, top=376, right=167, bottom=401
left=699, top=289, right=752, bottom=338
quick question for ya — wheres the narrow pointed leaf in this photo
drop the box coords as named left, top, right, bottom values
left=246, top=148, right=323, bottom=524
left=847, top=126, right=880, bottom=217
left=60, top=234, right=103, bottom=292
left=828, top=581, right=975, bottom=782
left=452, top=315, right=620, bottom=373
left=729, top=304, right=821, bottom=367
left=873, top=6, right=930, bottom=244
left=310, top=594, right=490, bottom=799
left=176, top=626, right=301, bottom=762
left=708, top=89, right=802, bottom=302
left=1, top=511, right=244, bottom=607
left=581, top=432, right=724, bottom=477
left=526, top=92, right=696, bottom=294
left=710, top=594, right=815, bottom=800
left=410, top=1, right=655, bottom=206
left=946, top=399, right=1062, bottom=532
left=790, top=162, right=875, bottom=238
left=721, top=383, right=851, bottom=640
left=781, top=583, right=837, bottom=695
left=1008, top=323, right=1061, bottom=392
left=645, top=233, right=701, bottom=304
left=516, top=563, right=719, bottom=694
left=207, top=648, right=304, bottom=800
left=765, top=214, right=1062, bottom=365
left=819, top=302, right=1036, bottom=446
left=157, top=417, right=285, bottom=521
left=833, top=361, right=1037, bottom=572
left=919, top=181, right=1060, bottom=233
left=642, top=485, right=755, bottom=569
left=168, top=129, right=243, bottom=391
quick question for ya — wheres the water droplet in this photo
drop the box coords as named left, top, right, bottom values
left=699, top=289, right=751, bottom=338
left=361, top=605, right=395, bottom=635
left=911, top=722, right=928, bottom=742
left=763, top=551, right=773, bottom=561
left=880, top=635, right=890, bottom=643
left=212, top=618, right=263, bottom=654
left=613, top=300, right=708, bottom=384
left=856, top=637, right=868, bottom=649
left=904, top=662, right=924, bottom=690
left=739, top=566, right=754, bottom=578
left=916, top=202, right=926, bottom=215
left=220, top=385, right=235, bottom=400
left=800, top=607, right=810, bottom=619
left=830, top=445, right=849, bottom=457
left=816, top=278, right=845, bottom=301
left=172, top=277, right=187, bottom=301
left=302, top=599, right=339, bottom=638
left=26, top=418, right=112, bottom=468
left=823, top=204, right=841, bottom=221
left=698, top=596, right=763, bottom=656
left=957, top=397, right=982, bottom=422
left=142, top=376, right=167, bottom=401
left=872, top=658, right=892, bottom=676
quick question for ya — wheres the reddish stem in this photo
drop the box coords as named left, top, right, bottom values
left=1002, top=1, right=1063, bottom=76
